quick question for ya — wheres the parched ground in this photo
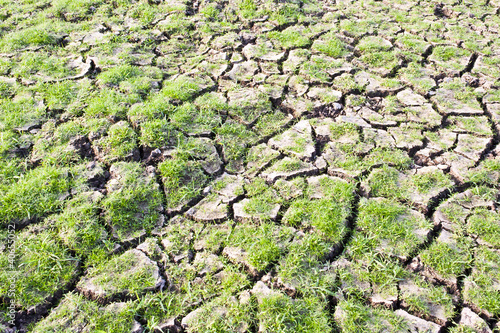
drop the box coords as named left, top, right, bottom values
left=1, top=0, right=500, bottom=332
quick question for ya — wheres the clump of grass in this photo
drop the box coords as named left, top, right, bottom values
left=0, top=94, right=46, bottom=132
left=30, top=119, right=89, bottom=166
left=200, top=3, right=220, bottom=20
left=276, top=233, right=336, bottom=297
left=102, top=162, right=163, bottom=240
left=333, top=73, right=365, bottom=93
left=400, top=276, right=455, bottom=320
left=334, top=298, right=409, bottom=332
left=463, top=246, right=500, bottom=317
left=268, top=27, right=312, bottom=49
left=12, top=51, right=79, bottom=80
left=364, top=148, right=412, bottom=170
left=139, top=118, right=179, bottom=148
left=283, top=196, right=353, bottom=240
left=32, top=292, right=137, bottom=332
left=300, top=55, right=343, bottom=83
left=257, top=293, right=332, bottom=332
left=0, top=25, right=61, bottom=51
left=419, top=233, right=473, bottom=280
left=0, top=165, right=70, bottom=225
left=36, top=79, right=92, bottom=112
left=272, top=157, right=310, bottom=173
left=51, top=0, right=103, bottom=20
left=98, top=65, right=162, bottom=96
left=229, top=223, right=293, bottom=271
left=410, top=171, right=453, bottom=194
left=161, top=75, right=204, bottom=101
left=78, top=249, right=161, bottom=297
left=85, top=88, right=132, bottom=119
left=128, top=92, right=176, bottom=124
left=364, top=165, right=453, bottom=202
left=183, top=294, right=255, bottom=332
left=467, top=208, right=500, bottom=248
left=49, top=191, right=108, bottom=258
left=93, top=121, right=137, bottom=163
left=216, top=120, right=258, bottom=173
left=240, top=179, right=282, bottom=221
left=431, top=45, right=470, bottom=62
left=0, top=227, right=79, bottom=309
left=158, top=157, right=208, bottom=212
left=349, top=198, right=431, bottom=260
left=312, top=32, right=349, bottom=58
left=171, top=101, right=222, bottom=135
left=157, top=13, right=194, bottom=36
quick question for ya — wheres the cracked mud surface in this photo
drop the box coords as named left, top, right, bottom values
left=1, top=0, right=500, bottom=332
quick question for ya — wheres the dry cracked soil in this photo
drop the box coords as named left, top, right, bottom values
left=1, top=0, right=500, bottom=332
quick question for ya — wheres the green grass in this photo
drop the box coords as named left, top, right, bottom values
left=419, top=233, right=474, bottom=280
left=93, top=121, right=137, bottom=163
left=463, top=246, right=500, bottom=317
left=467, top=208, right=500, bottom=248
left=239, top=180, right=282, bottom=221
left=357, top=36, right=392, bottom=53
left=128, top=92, right=176, bottom=124
left=171, top=101, right=222, bottom=135
left=77, top=249, right=160, bottom=299
left=51, top=0, right=103, bottom=20
left=0, top=157, right=26, bottom=188
left=12, top=51, right=79, bottom=80
left=438, top=78, right=482, bottom=108
left=181, top=294, right=255, bottom=332
left=228, top=223, right=293, bottom=271
left=30, top=119, right=89, bottom=166
left=312, top=34, right=349, bottom=58
left=360, top=50, right=400, bottom=70
left=158, top=157, right=208, bottom=211
left=0, top=0, right=498, bottom=331
left=269, top=27, right=312, bottom=49
left=448, top=325, right=483, bottom=333
left=431, top=46, right=471, bottom=62
left=0, top=165, right=70, bottom=225
left=32, top=292, right=137, bottom=333
left=398, top=63, right=436, bottom=94
left=98, top=65, right=162, bottom=95
left=216, top=120, right=258, bottom=173
left=0, top=227, right=79, bottom=309
left=447, top=116, right=493, bottom=137
left=395, top=34, right=429, bottom=54
left=85, top=88, right=132, bottom=119
left=48, top=191, right=108, bottom=258
left=349, top=198, right=431, bottom=261
left=400, top=276, right=455, bottom=320
left=276, top=233, right=336, bottom=297
left=300, top=55, right=344, bottom=83
left=283, top=196, right=351, bottom=240
left=411, top=171, right=452, bottom=194
left=102, top=162, right=163, bottom=240
left=364, top=165, right=453, bottom=203
left=466, top=158, right=500, bottom=185
left=332, top=73, right=366, bottom=93
left=257, top=293, right=332, bottom=332
left=0, top=94, right=46, bottom=131
left=139, top=118, right=179, bottom=148
left=137, top=259, right=249, bottom=325
left=0, top=24, right=63, bottom=51
left=36, top=79, right=91, bottom=112
left=335, top=298, right=409, bottom=332
left=253, top=110, right=291, bottom=137
left=161, top=75, right=205, bottom=102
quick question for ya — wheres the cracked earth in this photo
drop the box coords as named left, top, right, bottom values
left=1, top=0, right=500, bottom=332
